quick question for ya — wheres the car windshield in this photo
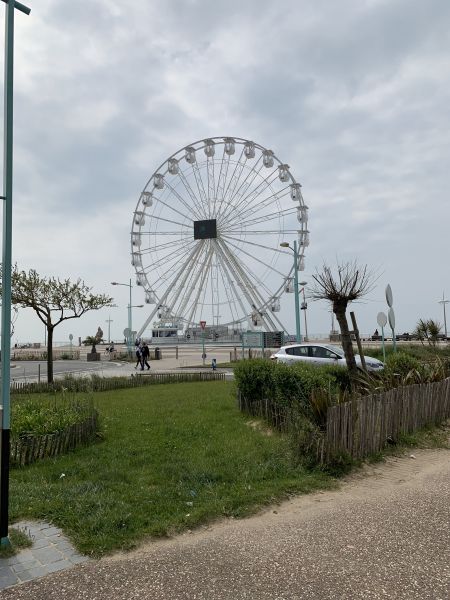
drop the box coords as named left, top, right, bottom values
left=323, top=344, right=345, bottom=357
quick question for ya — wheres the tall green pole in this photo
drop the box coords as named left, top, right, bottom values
left=293, top=240, right=301, bottom=343
left=0, top=0, right=31, bottom=546
left=128, top=278, right=132, bottom=353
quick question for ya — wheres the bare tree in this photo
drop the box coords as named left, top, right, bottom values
left=4, top=267, right=113, bottom=382
left=310, top=261, right=374, bottom=376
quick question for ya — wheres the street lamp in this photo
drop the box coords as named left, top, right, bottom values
left=299, top=281, right=308, bottom=341
left=0, top=0, right=31, bottom=547
left=439, top=292, right=449, bottom=339
left=280, top=241, right=302, bottom=342
left=111, top=279, right=133, bottom=354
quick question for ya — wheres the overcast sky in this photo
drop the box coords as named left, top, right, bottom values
left=2, top=0, right=450, bottom=344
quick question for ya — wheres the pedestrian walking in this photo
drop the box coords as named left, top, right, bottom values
left=135, top=344, right=144, bottom=370
left=142, top=342, right=151, bottom=370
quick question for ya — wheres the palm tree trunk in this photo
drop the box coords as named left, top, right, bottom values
left=334, top=303, right=358, bottom=376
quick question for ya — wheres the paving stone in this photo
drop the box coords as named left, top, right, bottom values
left=31, top=546, right=65, bottom=565
left=3, top=550, right=35, bottom=566
left=45, top=559, right=73, bottom=574
left=0, top=572, right=19, bottom=588
left=0, top=566, right=15, bottom=578
left=20, top=565, right=49, bottom=580
left=32, top=537, right=52, bottom=549
left=11, top=559, right=40, bottom=574
left=42, top=527, right=61, bottom=537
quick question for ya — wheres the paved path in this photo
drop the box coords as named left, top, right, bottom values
left=0, top=522, right=89, bottom=590
left=2, top=449, right=449, bottom=599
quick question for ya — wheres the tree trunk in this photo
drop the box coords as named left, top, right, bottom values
left=47, top=326, right=54, bottom=383
left=333, top=303, right=358, bottom=376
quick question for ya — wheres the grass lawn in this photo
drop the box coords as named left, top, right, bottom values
left=10, top=381, right=333, bottom=557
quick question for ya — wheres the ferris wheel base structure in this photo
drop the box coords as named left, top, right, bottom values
left=130, top=137, right=309, bottom=340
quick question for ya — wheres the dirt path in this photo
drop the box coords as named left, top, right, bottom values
left=4, top=449, right=450, bottom=599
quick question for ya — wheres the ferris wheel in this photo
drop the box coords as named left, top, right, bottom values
left=131, top=137, right=309, bottom=337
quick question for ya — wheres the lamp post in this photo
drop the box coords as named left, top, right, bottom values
left=439, top=292, right=449, bottom=339
left=111, top=279, right=133, bottom=354
left=105, top=316, right=113, bottom=344
left=299, top=281, right=308, bottom=341
left=0, top=0, right=31, bottom=547
left=280, top=241, right=302, bottom=342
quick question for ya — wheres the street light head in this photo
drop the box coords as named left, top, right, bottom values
left=299, top=281, right=308, bottom=286
left=280, top=242, right=290, bottom=248
left=111, top=282, right=118, bottom=286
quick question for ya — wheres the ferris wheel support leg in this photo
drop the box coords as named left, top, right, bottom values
left=215, top=245, right=254, bottom=329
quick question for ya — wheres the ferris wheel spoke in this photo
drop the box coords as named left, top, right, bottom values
left=172, top=242, right=209, bottom=318
left=141, top=237, right=194, bottom=254
left=144, top=240, right=196, bottom=274
left=215, top=255, right=239, bottom=324
left=185, top=244, right=214, bottom=326
left=215, top=148, right=248, bottom=222
left=163, top=179, right=203, bottom=221
left=136, top=241, right=203, bottom=337
left=221, top=203, right=295, bottom=232
left=218, top=238, right=278, bottom=317
left=216, top=239, right=269, bottom=317
left=206, top=156, right=216, bottom=219
left=190, top=161, right=209, bottom=214
left=214, top=242, right=253, bottom=324
left=223, top=229, right=299, bottom=235
left=146, top=242, right=202, bottom=294
left=151, top=195, right=197, bottom=225
left=220, top=234, right=287, bottom=256
left=227, top=168, right=280, bottom=223
left=147, top=213, right=191, bottom=229
left=220, top=236, right=286, bottom=278
left=220, top=164, right=277, bottom=223
left=213, top=147, right=234, bottom=219
left=177, top=168, right=207, bottom=219
left=218, top=157, right=265, bottom=223
left=221, top=188, right=292, bottom=230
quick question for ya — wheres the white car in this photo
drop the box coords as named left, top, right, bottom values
left=270, top=343, right=384, bottom=372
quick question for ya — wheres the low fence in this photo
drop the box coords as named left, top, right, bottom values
left=11, top=371, right=226, bottom=394
left=238, top=378, right=450, bottom=463
left=11, top=349, right=80, bottom=361
left=11, top=412, right=99, bottom=467
left=325, top=378, right=450, bottom=460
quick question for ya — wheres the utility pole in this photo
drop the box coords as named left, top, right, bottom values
left=439, top=292, right=449, bottom=339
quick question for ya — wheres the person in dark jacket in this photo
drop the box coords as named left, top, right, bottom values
left=141, top=342, right=151, bottom=370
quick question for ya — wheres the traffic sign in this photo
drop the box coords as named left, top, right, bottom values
left=200, top=320, right=206, bottom=330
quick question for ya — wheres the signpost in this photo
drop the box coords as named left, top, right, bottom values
left=377, top=312, right=388, bottom=362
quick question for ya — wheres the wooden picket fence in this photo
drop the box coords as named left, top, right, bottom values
left=11, top=371, right=225, bottom=394
left=325, top=378, right=450, bottom=461
left=10, top=412, right=99, bottom=467
left=238, top=378, right=450, bottom=464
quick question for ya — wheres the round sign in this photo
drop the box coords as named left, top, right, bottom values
left=123, top=327, right=131, bottom=337
left=377, top=312, right=387, bottom=328
left=385, top=284, right=393, bottom=308
left=388, top=307, right=396, bottom=330
left=69, top=334, right=73, bottom=341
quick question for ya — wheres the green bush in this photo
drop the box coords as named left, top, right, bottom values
left=234, top=359, right=343, bottom=424
left=12, top=393, right=95, bottom=438
left=384, top=352, right=422, bottom=378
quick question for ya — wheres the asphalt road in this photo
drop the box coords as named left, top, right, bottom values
left=10, top=360, right=124, bottom=382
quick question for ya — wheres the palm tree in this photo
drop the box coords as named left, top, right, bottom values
left=310, top=261, right=374, bottom=377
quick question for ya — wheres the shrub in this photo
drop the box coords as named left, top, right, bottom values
left=384, top=352, right=422, bottom=378
left=12, top=392, right=95, bottom=438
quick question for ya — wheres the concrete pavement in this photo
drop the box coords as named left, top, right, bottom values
left=2, top=448, right=449, bottom=599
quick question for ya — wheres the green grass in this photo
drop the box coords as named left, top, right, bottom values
left=0, top=527, right=33, bottom=558
left=10, top=381, right=333, bottom=557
